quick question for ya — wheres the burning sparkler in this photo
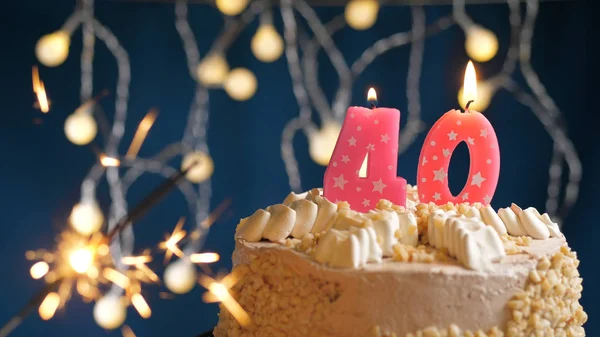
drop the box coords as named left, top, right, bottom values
left=32, top=66, right=49, bottom=113
left=126, top=109, right=158, bottom=159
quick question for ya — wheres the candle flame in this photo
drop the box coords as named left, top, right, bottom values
left=32, top=66, right=50, bottom=113
left=367, top=87, right=377, bottom=103
left=463, top=61, right=478, bottom=107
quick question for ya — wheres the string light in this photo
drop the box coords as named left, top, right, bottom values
left=196, top=54, right=229, bottom=86
left=215, top=0, right=249, bottom=16
left=465, top=25, right=499, bottom=62
left=181, top=151, right=214, bottom=183
left=164, top=259, right=197, bottom=294
left=251, top=24, right=284, bottom=63
left=64, top=111, right=98, bottom=145
left=308, top=122, right=341, bottom=166
left=35, top=31, right=70, bottom=67
left=224, top=68, right=257, bottom=101
left=345, top=0, right=379, bottom=31
left=93, top=295, right=126, bottom=330
left=69, top=202, right=104, bottom=236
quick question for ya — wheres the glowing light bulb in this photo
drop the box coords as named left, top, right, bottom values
left=215, top=0, right=249, bottom=16
left=181, top=151, right=214, bottom=183
left=345, top=0, right=379, bottom=30
left=196, top=54, right=229, bottom=86
left=30, top=261, right=49, bottom=280
left=224, top=68, right=257, bottom=101
left=36, top=31, right=70, bottom=67
left=70, top=202, right=104, bottom=235
left=164, top=259, right=198, bottom=294
left=251, top=25, right=284, bottom=63
left=309, top=122, right=342, bottom=166
left=64, top=111, right=98, bottom=145
left=93, top=295, right=126, bottom=330
left=465, top=26, right=499, bottom=63
left=69, top=247, right=95, bottom=274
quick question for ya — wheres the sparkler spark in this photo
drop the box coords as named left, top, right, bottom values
left=159, top=217, right=187, bottom=263
left=130, top=293, right=151, bottom=319
left=199, top=275, right=251, bottom=328
left=100, top=154, right=121, bottom=167
left=190, top=252, right=220, bottom=264
left=32, top=66, right=50, bottom=113
left=126, top=109, right=158, bottom=159
left=121, top=325, right=137, bottom=337
left=30, top=262, right=49, bottom=280
left=38, top=292, right=60, bottom=321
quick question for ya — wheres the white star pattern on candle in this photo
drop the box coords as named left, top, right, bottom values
left=374, top=120, right=379, bottom=124
left=364, top=109, right=373, bottom=118
left=433, top=155, right=438, bottom=160
left=366, top=143, right=375, bottom=151
left=350, top=113, right=355, bottom=118
left=457, top=120, right=462, bottom=125
left=341, top=155, right=350, bottom=164
left=480, top=129, right=488, bottom=138
left=433, top=193, right=441, bottom=201
left=483, top=195, right=492, bottom=204
left=471, top=172, right=486, bottom=188
left=362, top=198, right=370, bottom=207
left=357, top=126, right=362, bottom=131
left=372, top=179, right=387, bottom=194
left=447, top=130, right=458, bottom=141
left=467, top=137, right=475, bottom=145
left=333, top=162, right=337, bottom=167
left=421, top=194, right=425, bottom=200
left=333, top=174, right=348, bottom=190
left=421, top=178, right=426, bottom=183
left=422, top=157, right=428, bottom=166
left=461, top=193, right=469, bottom=201
left=442, top=149, right=451, bottom=158
left=347, top=136, right=357, bottom=147
left=387, top=165, right=393, bottom=170
left=430, top=141, right=436, bottom=146
left=380, top=133, right=390, bottom=143
left=356, top=187, right=361, bottom=192
left=486, top=159, right=492, bottom=164
left=433, top=167, right=447, bottom=182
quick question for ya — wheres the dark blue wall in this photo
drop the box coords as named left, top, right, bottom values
left=0, top=1, right=594, bottom=336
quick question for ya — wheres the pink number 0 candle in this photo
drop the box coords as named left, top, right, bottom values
left=324, top=89, right=407, bottom=212
left=417, top=61, right=500, bottom=205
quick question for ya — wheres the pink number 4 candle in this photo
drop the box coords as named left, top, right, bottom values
left=417, top=61, right=500, bottom=205
left=324, top=89, right=407, bottom=212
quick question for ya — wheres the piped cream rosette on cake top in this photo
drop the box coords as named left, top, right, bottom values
left=235, top=186, right=562, bottom=272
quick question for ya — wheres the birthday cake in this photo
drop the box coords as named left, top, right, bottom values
left=212, top=186, right=586, bottom=337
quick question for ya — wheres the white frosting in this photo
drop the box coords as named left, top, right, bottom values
left=480, top=205, right=508, bottom=236
left=465, top=206, right=482, bottom=220
left=289, top=199, right=318, bottom=238
left=371, top=210, right=400, bottom=256
left=312, top=196, right=338, bottom=233
left=429, top=211, right=505, bottom=271
left=263, top=204, right=296, bottom=241
left=396, top=211, right=418, bottom=247
left=314, top=227, right=382, bottom=268
left=484, top=204, right=562, bottom=239
left=235, top=209, right=271, bottom=242
left=283, top=191, right=308, bottom=206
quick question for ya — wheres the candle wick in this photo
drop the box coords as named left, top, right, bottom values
left=465, top=100, right=474, bottom=112
left=369, top=100, right=378, bottom=109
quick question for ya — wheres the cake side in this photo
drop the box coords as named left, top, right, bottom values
left=213, top=187, right=586, bottom=337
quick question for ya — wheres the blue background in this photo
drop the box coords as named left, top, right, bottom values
left=0, top=1, right=594, bottom=336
